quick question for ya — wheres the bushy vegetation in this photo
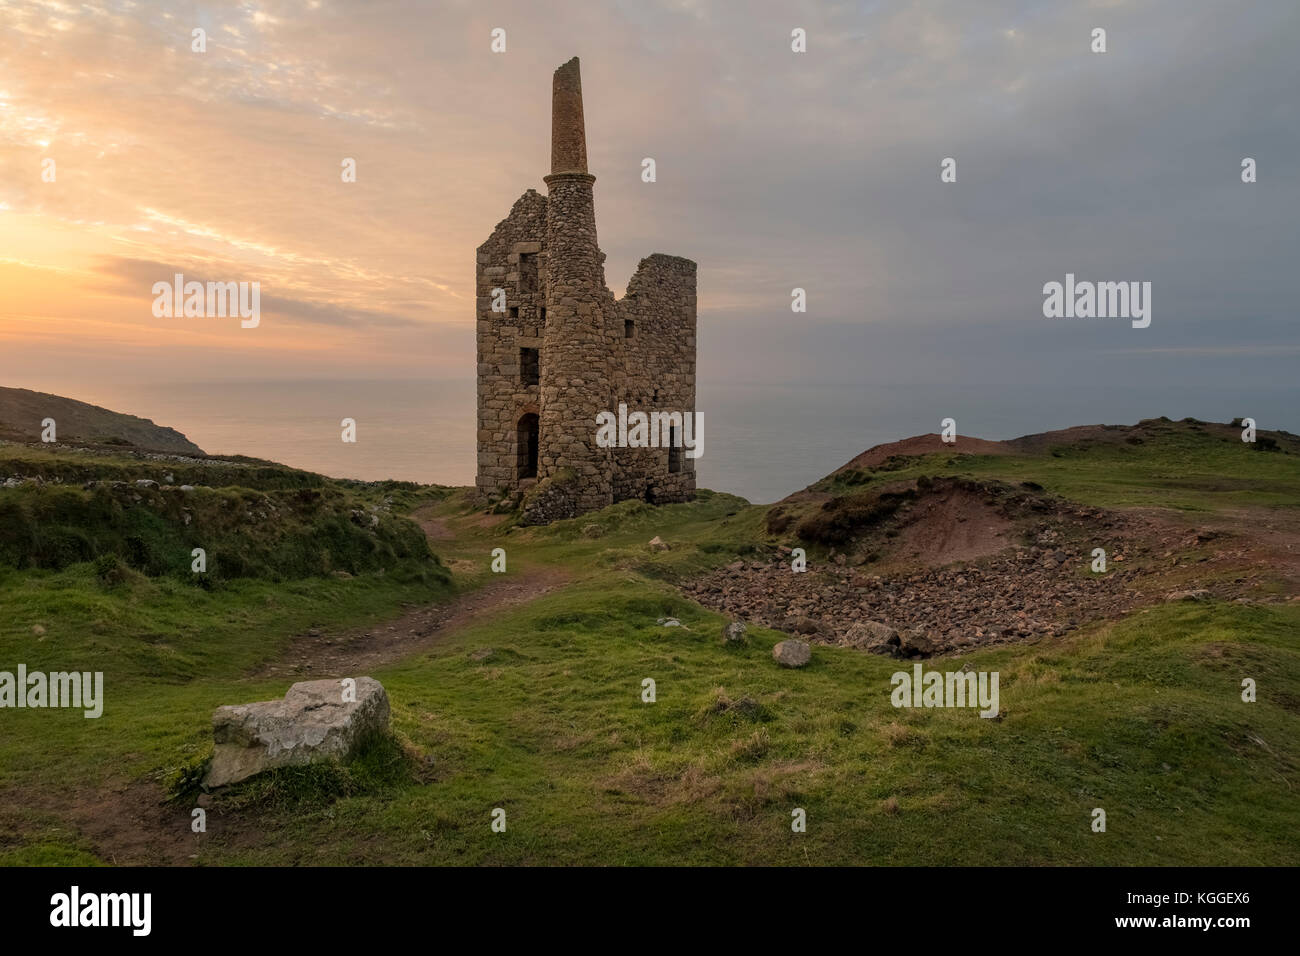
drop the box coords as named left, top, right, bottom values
left=0, top=446, right=448, bottom=585
left=794, top=486, right=915, bottom=546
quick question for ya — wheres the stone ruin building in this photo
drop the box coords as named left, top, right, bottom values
left=475, top=57, right=698, bottom=524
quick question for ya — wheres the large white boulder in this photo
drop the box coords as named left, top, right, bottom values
left=204, top=677, right=390, bottom=787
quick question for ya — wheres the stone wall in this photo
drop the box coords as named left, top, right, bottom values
left=533, top=170, right=616, bottom=520
left=475, top=189, right=547, bottom=499
left=610, top=254, right=698, bottom=504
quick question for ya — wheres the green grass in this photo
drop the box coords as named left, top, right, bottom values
left=817, top=419, right=1300, bottom=512
left=0, top=479, right=445, bottom=583
left=281, top=584, right=1287, bottom=865
left=1, top=422, right=1297, bottom=865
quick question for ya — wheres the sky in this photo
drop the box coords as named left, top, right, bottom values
left=0, top=0, right=1297, bottom=410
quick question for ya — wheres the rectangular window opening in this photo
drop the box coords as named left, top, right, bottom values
left=520, top=347, right=539, bottom=386
left=668, top=425, right=682, bottom=474
left=624, top=319, right=635, bottom=339
left=519, top=253, right=538, bottom=294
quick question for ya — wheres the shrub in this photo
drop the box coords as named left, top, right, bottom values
left=795, top=488, right=914, bottom=546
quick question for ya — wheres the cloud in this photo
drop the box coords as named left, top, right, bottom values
left=0, top=0, right=1295, bottom=403
left=86, top=256, right=420, bottom=329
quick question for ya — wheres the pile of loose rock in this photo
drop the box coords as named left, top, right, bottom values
left=684, top=537, right=1165, bottom=658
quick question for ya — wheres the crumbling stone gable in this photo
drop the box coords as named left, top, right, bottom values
left=611, top=254, right=698, bottom=504
left=473, top=57, right=697, bottom=523
left=475, top=189, right=548, bottom=498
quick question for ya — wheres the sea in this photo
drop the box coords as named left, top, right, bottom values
left=77, top=379, right=1300, bottom=505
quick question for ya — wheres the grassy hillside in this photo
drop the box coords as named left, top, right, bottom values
left=0, top=386, right=204, bottom=454
left=0, top=442, right=446, bottom=584
left=0, top=418, right=1297, bottom=866
left=813, top=417, right=1300, bottom=511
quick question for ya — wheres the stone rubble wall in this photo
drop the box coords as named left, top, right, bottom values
left=475, top=192, right=699, bottom=521
left=532, top=171, right=616, bottom=520
left=475, top=189, right=548, bottom=499
left=610, top=254, right=698, bottom=504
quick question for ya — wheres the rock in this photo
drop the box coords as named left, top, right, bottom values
left=580, top=523, right=604, bottom=539
left=180, top=485, right=195, bottom=492
left=772, top=640, right=811, bottom=668
left=843, top=620, right=899, bottom=654
left=204, top=677, right=391, bottom=787
left=31, top=624, right=46, bottom=637
left=134, top=479, right=158, bottom=489
left=784, top=615, right=823, bottom=635
left=898, top=628, right=938, bottom=657
left=648, top=536, right=670, bottom=552
left=332, top=570, right=353, bottom=579
left=657, top=617, right=683, bottom=627
left=1052, top=550, right=1068, bottom=564
left=469, top=648, right=494, bottom=661
left=722, top=620, right=748, bottom=644
left=1166, top=589, right=1210, bottom=602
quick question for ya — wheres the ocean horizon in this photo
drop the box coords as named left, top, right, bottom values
left=36, top=377, right=1300, bottom=505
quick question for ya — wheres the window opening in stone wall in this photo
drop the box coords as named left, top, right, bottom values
left=625, top=319, right=635, bottom=339
left=668, top=425, right=681, bottom=473
left=519, top=253, right=538, bottom=294
left=517, top=413, right=539, bottom=479
left=520, top=348, right=539, bottom=386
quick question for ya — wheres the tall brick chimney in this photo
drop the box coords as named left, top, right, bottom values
left=550, top=56, right=588, bottom=175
